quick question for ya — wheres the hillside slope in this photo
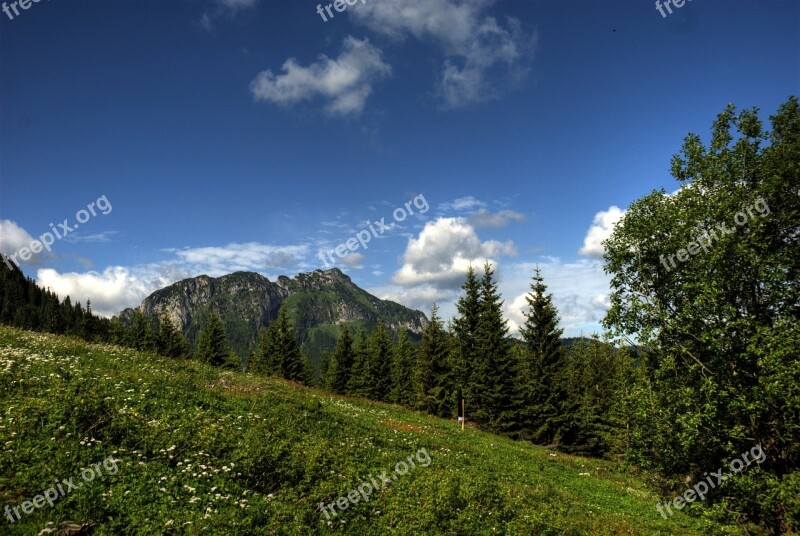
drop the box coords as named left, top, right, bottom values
left=0, top=327, right=735, bottom=535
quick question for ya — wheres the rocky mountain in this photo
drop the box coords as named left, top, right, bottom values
left=118, top=268, right=428, bottom=359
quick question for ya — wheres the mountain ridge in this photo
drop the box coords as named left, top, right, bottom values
left=118, top=268, right=428, bottom=359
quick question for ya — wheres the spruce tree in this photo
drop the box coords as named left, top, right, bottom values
left=128, top=309, right=154, bottom=351
left=414, top=305, right=452, bottom=417
left=453, top=265, right=481, bottom=394
left=196, top=312, right=228, bottom=366
left=367, top=323, right=393, bottom=401
left=326, top=326, right=354, bottom=394
left=471, top=262, right=518, bottom=433
left=390, top=330, right=416, bottom=406
left=274, top=305, right=304, bottom=382
left=347, top=328, right=371, bottom=397
left=519, top=266, right=565, bottom=445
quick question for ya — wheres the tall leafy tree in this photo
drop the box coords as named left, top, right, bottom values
left=128, top=309, right=154, bottom=352
left=196, top=312, right=228, bottom=366
left=326, top=326, right=354, bottom=394
left=518, top=266, right=566, bottom=445
left=603, top=97, right=800, bottom=531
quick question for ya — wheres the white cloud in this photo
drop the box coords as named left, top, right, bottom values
left=0, top=220, right=56, bottom=266
left=165, top=242, right=309, bottom=275
left=579, top=206, right=626, bottom=258
left=250, top=36, right=391, bottom=116
left=439, top=196, right=486, bottom=212
left=37, top=264, right=192, bottom=318
left=469, top=208, right=526, bottom=229
left=350, top=0, right=535, bottom=108
left=391, top=217, right=515, bottom=289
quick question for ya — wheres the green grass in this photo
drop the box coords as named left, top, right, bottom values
left=0, top=326, right=737, bottom=535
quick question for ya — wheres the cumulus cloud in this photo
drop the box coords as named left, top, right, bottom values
left=350, top=0, right=535, bottom=108
left=250, top=36, right=391, bottom=116
left=578, top=206, right=626, bottom=258
left=469, top=208, right=526, bottom=229
left=37, top=264, right=192, bottom=318
left=391, top=217, right=515, bottom=289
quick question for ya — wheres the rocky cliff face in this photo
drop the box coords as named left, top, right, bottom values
left=118, top=268, right=428, bottom=358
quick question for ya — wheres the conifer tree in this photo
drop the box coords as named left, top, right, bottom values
left=326, top=326, right=354, bottom=394
left=196, top=312, right=228, bottom=366
left=255, top=321, right=280, bottom=375
left=390, top=330, right=416, bottom=406
left=414, top=305, right=452, bottom=417
left=347, top=328, right=371, bottom=397
left=519, top=266, right=566, bottom=445
left=471, top=262, right=518, bottom=433
left=367, top=323, right=393, bottom=401
left=128, top=309, right=154, bottom=351
left=453, top=265, right=481, bottom=394
left=156, top=315, right=190, bottom=358
left=274, top=305, right=304, bottom=382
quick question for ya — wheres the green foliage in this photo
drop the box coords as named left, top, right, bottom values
left=389, top=330, right=416, bottom=406
left=325, top=326, right=354, bottom=394
left=414, top=305, right=452, bottom=418
left=155, top=315, right=190, bottom=359
left=470, top=263, right=518, bottom=434
left=603, top=96, right=800, bottom=532
left=518, top=266, right=566, bottom=445
left=195, top=312, right=228, bottom=366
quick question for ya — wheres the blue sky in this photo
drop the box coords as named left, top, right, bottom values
left=1, top=0, right=798, bottom=335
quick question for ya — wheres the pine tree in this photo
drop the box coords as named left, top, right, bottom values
left=347, top=328, right=371, bottom=397
left=274, top=305, right=304, bottom=382
left=255, top=321, right=280, bottom=375
left=196, top=312, right=228, bottom=366
left=519, top=266, right=565, bottom=445
left=471, top=262, right=519, bottom=434
left=453, top=265, right=481, bottom=395
left=156, top=315, right=190, bottom=358
left=128, top=309, right=154, bottom=351
left=414, top=305, right=452, bottom=417
left=390, top=330, right=416, bottom=406
left=367, top=323, right=393, bottom=401
left=326, top=326, right=354, bottom=394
